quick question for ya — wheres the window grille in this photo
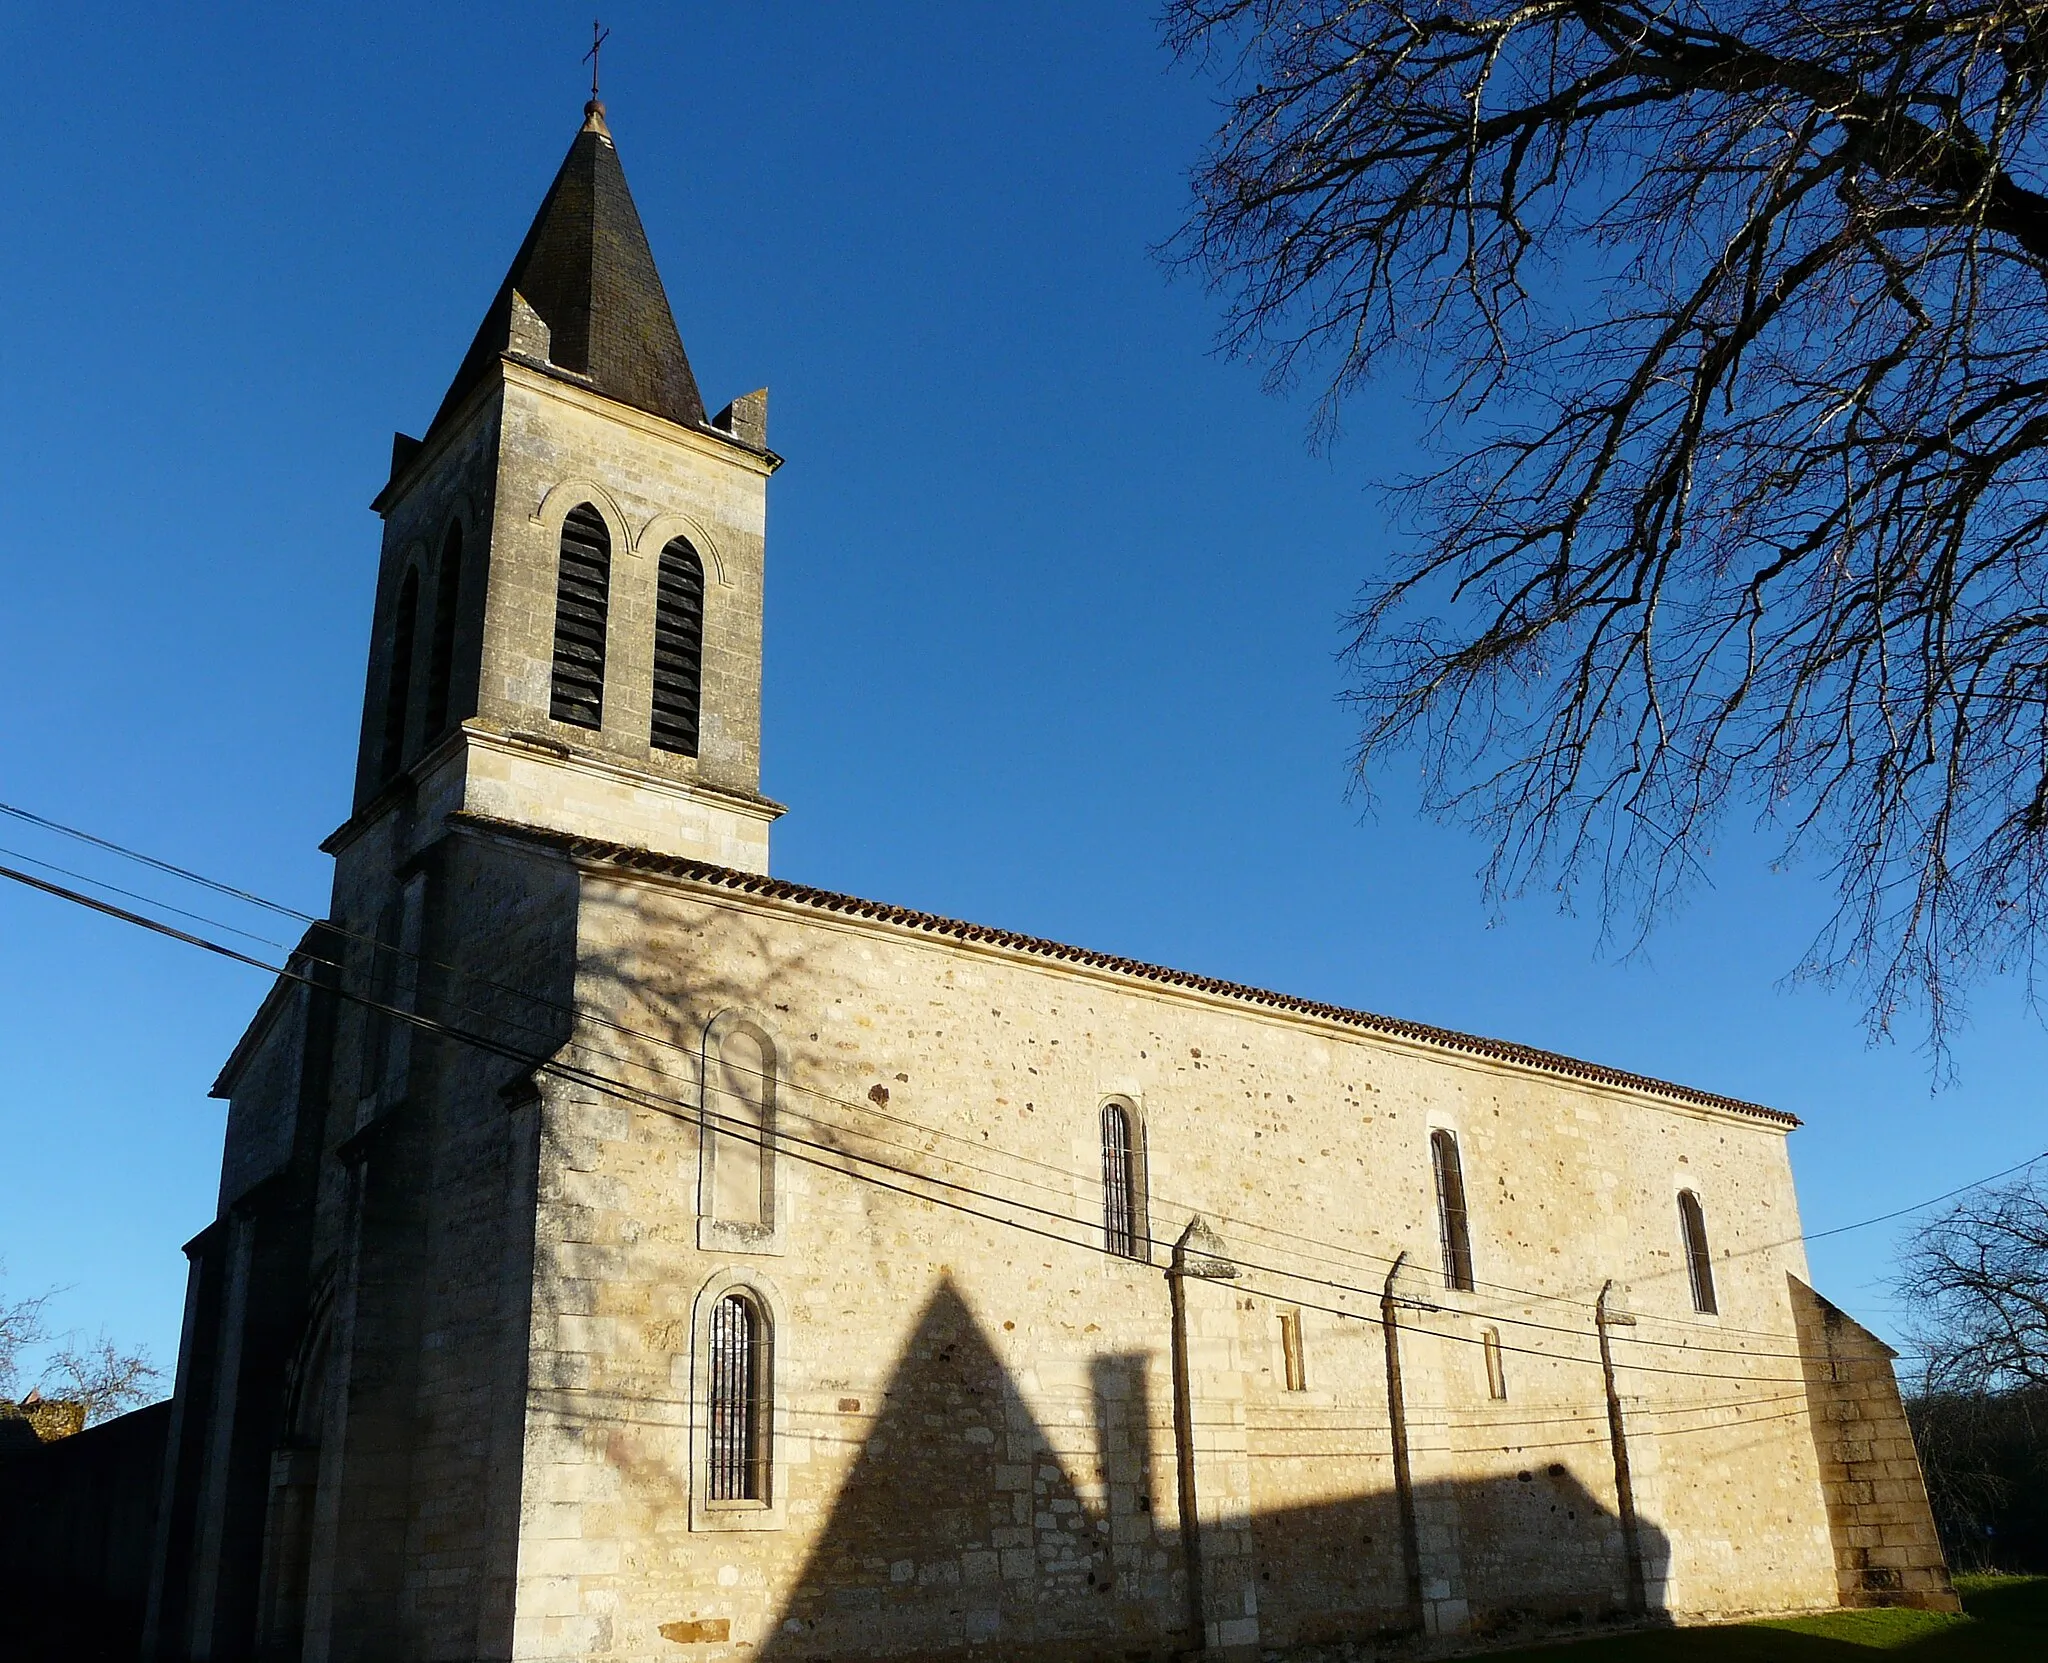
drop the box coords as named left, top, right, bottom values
left=378, top=569, right=420, bottom=780
left=708, top=1292, right=764, bottom=1501
left=1279, top=1309, right=1307, bottom=1392
left=1101, top=1102, right=1139, bottom=1258
left=1431, top=1129, right=1475, bottom=1291
left=423, top=521, right=463, bottom=738
left=651, top=537, right=705, bottom=755
left=1678, top=1191, right=1719, bottom=1315
left=549, top=504, right=611, bottom=729
left=1482, top=1327, right=1508, bottom=1400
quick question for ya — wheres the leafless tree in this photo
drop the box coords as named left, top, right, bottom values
left=38, top=1331, right=164, bottom=1424
left=0, top=1272, right=53, bottom=1400
left=1900, top=1168, right=2048, bottom=1393
left=1168, top=0, right=2048, bottom=1057
left=0, top=1266, right=162, bottom=1427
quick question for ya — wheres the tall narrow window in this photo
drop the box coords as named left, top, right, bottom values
left=650, top=536, right=705, bottom=755
left=1679, top=1190, right=1718, bottom=1315
left=549, top=504, right=610, bottom=728
left=423, top=521, right=463, bottom=739
left=708, top=1292, right=766, bottom=1502
left=710, top=1025, right=774, bottom=1230
left=378, top=569, right=419, bottom=779
left=1279, top=1309, right=1308, bottom=1392
left=1431, top=1129, right=1475, bottom=1291
left=1101, top=1101, right=1139, bottom=1258
left=1482, top=1328, right=1508, bottom=1400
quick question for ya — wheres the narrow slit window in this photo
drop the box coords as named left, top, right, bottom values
left=1431, top=1129, right=1475, bottom=1292
left=708, top=1292, right=766, bottom=1501
left=1101, top=1102, right=1139, bottom=1259
left=1279, top=1309, right=1307, bottom=1392
left=378, top=568, right=420, bottom=780
left=423, top=521, right=463, bottom=739
left=1482, top=1327, right=1508, bottom=1400
left=650, top=536, right=705, bottom=756
left=1679, top=1190, right=1718, bottom=1315
left=549, top=504, right=610, bottom=729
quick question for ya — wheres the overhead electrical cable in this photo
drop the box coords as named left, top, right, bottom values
left=0, top=854, right=1881, bottom=1394
left=0, top=802, right=2006, bottom=1355
left=0, top=798, right=1933, bottom=1332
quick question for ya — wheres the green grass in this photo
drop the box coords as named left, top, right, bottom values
left=1480, top=1576, right=2048, bottom=1660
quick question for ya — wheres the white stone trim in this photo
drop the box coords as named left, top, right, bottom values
left=635, top=511, right=730, bottom=586
left=527, top=478, right=632, bottom=554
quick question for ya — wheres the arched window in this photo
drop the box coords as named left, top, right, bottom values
left=378, top=568, right=419, bottom=779
left=1431, top=1129, right=1475, bottom=1291
left=708, top=1291, right=768, bottom=1502
left=709, top=1024, right=775, bottom=1230
left=1101, top=1101, right=1139, bottom=1258
left=423, top=520, right=463, bottom=739
left=1678, top=1190, right=1718, bottom=1315
left=650, top=536, right=705, bottom=756
left=549, top=504, right=611, bottom=729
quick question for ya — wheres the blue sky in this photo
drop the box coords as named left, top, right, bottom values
left=0, top=2, right=2039, bottom=1383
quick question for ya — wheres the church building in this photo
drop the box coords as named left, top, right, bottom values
left=141, top=99, right=1956, bottom=1663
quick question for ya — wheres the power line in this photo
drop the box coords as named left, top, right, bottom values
left=0, top=802, right=2011, bottom=1357
left=0, top=855, right=1861, bottom=1393
left=0, top=834, right=1842, bottom=1369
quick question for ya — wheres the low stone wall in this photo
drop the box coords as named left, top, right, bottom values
left=1790, top=1277, right=1959, bottom=1611
left=0, top=1398, right=172, bottom=1660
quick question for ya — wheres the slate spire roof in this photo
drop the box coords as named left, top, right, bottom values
left=428, top=101, right=708, bottom=437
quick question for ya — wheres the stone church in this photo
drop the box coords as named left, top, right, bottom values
left=140, top=99, right=1955, bottom=1662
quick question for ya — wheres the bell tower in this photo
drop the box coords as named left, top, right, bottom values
left=346, top=98, right=782, bottom=873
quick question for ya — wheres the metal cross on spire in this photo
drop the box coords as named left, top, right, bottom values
left=584, top=19, right=611, bottom=103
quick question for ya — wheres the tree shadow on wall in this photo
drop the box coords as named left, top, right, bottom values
left=756, top=1278, right=1669, bottom=1663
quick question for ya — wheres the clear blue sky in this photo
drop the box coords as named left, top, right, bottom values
left=0, top=3, right=2038, bottom=1384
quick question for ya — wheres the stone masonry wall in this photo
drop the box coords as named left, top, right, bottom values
left=1789, top=1278, right=1958, bottom=1611
left=500, top=849, right=1851, bottom=1663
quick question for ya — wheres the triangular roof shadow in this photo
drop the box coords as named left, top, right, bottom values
left=427, top=104, right=707, bottom=440
left=761, top=1278, right=1176, bottom=1660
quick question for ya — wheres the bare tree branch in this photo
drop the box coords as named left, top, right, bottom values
left=0, top=1265, right=162, bottom=1428
left=1899, top=1169, right=2048, bottom=1393
left=1169, top=0, right=2048, bottom=1059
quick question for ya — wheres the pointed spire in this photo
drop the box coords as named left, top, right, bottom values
left=427, top=106, right=707, bottom=437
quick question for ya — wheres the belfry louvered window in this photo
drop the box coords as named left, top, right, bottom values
left=549, top=504, right=611, bottom=729
left=651, top=536, right=705, bottom=755
left=423, top=521, right=463, bottom=739
left=1431, top=1129, right=1475, bottom=1292
left=1679, top=1190, right=1719, bottom=1315
left=708, top=1292, right=766, bottom=1502
left=1101, top=1101, right=1140, bottom=1259
left=379, top=568, right=420, bottom=780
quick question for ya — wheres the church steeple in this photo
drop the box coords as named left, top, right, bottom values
left=347, top=100, right=780, bottom=876
left=427, top=101, right=708, bottom=440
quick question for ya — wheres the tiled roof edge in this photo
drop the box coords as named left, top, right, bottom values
left=451, top=814, right=1799, bottom=1128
